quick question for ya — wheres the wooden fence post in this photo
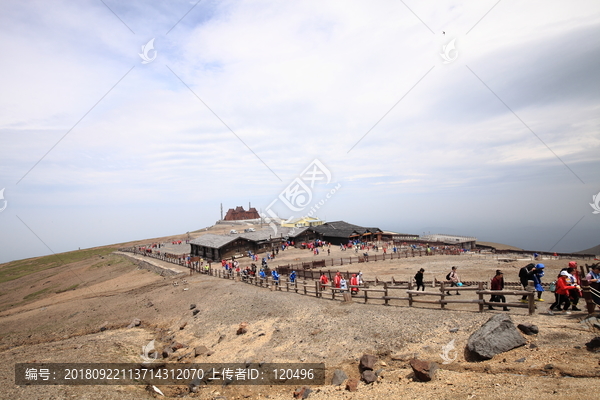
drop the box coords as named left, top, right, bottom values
left=315, top=281, right=320, bottom=298
left=303, top=280, right=307, bottom=295
left=527, top=281, right=535, bottom=315
left=478, top=282, right=484, bottom=313
left=440, top=282, right=446, bottom=309
left=384, top=282, right=389, bottom=306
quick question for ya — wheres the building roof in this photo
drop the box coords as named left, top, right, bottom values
left=190, top=227, right=314, bottom=249
left=190, top=234, right=240, bottom=248
left=313, top=221, right=382, bottom=239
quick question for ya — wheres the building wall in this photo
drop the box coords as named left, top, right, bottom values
left=223, top=206, right=261, bottom=221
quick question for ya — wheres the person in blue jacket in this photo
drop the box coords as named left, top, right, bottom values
left=259, top=269, right=266, bottom=279
left=533, top=263, right=545, bottom=301
left=271, top=270, right=280, bottom=285
left=289, top=271, right=296, bottom=283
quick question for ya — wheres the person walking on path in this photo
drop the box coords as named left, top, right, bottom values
left=489, top=270, right=509, bottom=311
left=289, top=271, right=296, bottom=284
left=414, top=268, right=425, bottom=291
left=334, top=272, right=342, bottom=289
left=320, top=272, right=329, bottom=291
left=271, top=270, right=280, bottom=286
left=350, top=274, right=360, bottom=295
left=340, top=277, right=348, bottom=293
left=533, top=264, right=545, bottom=301
left=519, top=263, right=537, bottom=302
left=549, top=271, right=579, bottom=315
left=446, top=266, right=461, bottom=295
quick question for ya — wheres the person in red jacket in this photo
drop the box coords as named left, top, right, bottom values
left=319, top=272, right=329, bottom=290
left=489, top=270, right=509, bottom=311
left=333, top=272, right=342, bottom=288
left=549, top=271, right=579, bottom=315
left=350, top=274, right=360, bottom=295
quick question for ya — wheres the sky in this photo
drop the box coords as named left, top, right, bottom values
left=1, top=0, right=599, bottom=264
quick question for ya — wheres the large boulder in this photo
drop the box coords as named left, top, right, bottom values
left=467, top=314, right=526, bottom=360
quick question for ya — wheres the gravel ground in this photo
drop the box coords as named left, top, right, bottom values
left=1, top=248, right=599, bottom=400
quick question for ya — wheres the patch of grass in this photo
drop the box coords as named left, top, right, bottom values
left=23, top=287, right=53, bottom=301
left=55, top=284, right=79, bottom=294
left=0, top=247, right=116, bottom=284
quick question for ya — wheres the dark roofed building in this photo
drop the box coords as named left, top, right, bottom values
left=190, top=227, right=322, bottom=261
left=313, top=221, right=382, bottom=245
left=223, top=206, right=260, bottom=221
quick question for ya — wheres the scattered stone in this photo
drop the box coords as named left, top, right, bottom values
left=310, top=329, right=323, bottom=335
left=375, top=369, right=384, bottom=377
left=517, top=323, right=539, bottom=335
left=194, top=346, right=209, bottom=357
left=218, top=334, right=226, bottom=343
left=100, top=327, right=107, bottom=332
left=171, top=342, right=186, bottom=350
left=515, top=357, right=526, bottom=363
left=585, top=337, right=600, bottom=352
left=237, top=322, right=248, bottom=335
left=331, top=369, right=347, bottom=386
left=127, top=318, right=141, bottom=328
left=192, top=309, right=200, bottom=316
left=359, top=354, right=377, bottom=371
left=190, top=304, right=196, bottom=310
left=449, top=328, right=459, bottom=333
left=409, top=359, right=438, bottom=382
left=544, top=364, right=554, bottom=370
left=146, top=301, right=154, bottom=307
left=361, top=370, right=377, bottom=384
left=345, top=378, right=358, bottom=392
left=162, top=347, right=173, bottom=358
left=179, top=322, right=187, bottom=330
left=574, top=346, right=581, bottom=349
left=293, top=386, right=312, bottom=399
left=529, top=343, right=538, bottom=349
left=466, top=314, right=527, bottom=360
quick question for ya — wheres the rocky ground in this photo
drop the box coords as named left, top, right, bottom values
left=1, top=227, right=599, bottom=399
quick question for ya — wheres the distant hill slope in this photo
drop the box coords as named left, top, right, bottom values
left=476, top=241, right=523, bottom=251
left=576, top=243, right=600, bottom=254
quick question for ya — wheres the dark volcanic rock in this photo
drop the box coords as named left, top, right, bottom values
left=585, top=337, right=600, bottom=352
left=517, top=323, right=539, bottom=335
left=466, top=314, right=526, bottom=360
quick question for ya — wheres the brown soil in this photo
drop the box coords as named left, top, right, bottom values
left=1, top=227, right=599, bottom=399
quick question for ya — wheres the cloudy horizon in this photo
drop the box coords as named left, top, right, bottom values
left=1, top=0, right=599, bottom=264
